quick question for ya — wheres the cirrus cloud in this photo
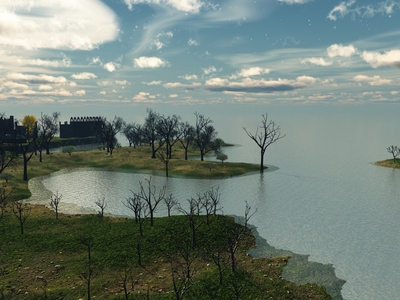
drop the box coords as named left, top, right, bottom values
left=123, top=0, right=205, bottom=13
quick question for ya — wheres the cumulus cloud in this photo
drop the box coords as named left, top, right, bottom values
left=327, top=44, right=357, bottom=57
left=7, top=73, right=67, bottom=85
left=132, top=91, right=161, bottom=103
left=236, top=67, right=270, bottom=77
left=97, top=81, right=112, bottom=86
left=71, top=72, right=97, bottom=80
left=74, top=90, right=86, bottom=96
left=143, top=81, right=162, bottom=85
left=361, top=49, right=400, bottom=68
left=204, top=76, right=317, bottom=93
left=0, top=0, right=119, bottom=50
left=327, top=0, right=400, bottom=21
left=123, top=0, right=204, bottom=13
left=116, top=80, right=129, bottom=85
left=354, top=75, right=392, bottom=86
left=301, top=57, right=333, bottom=66
left=203, top=66, right=217, bottom=75
left=104, top=62, right=120, bottom=72
left=134, top=57, right=169, bottom=68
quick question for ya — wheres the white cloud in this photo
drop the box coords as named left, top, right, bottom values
left=327, top=0, right=356, bottom=21
left=0, top=0, right=119, bottom=50
left=391, top=91, right=399, bottom=95
left=188, top=38, right=199, bottom=46
left=74, top=90, right=86, bottom=96
left=203, top=66, right=217, bottom=75
left=71, top=72, right=97, bottom=80
left=236, top=67, right=270, bottom=77
left=116, top=80, right=129, bottom=85
left=179, top=74, right=198, bottom=80
left=278, top=0, right=313, bottom=4
left=204, top=76, right=317, bottom=93
left=327, top=0, right=400, bottom=21
left=7, top=73, right=67, bottom=84
left=132, top=92, right=161, bottom=103
left=123, top=0, right=204, bottom=13
left=91, top=57, right=103, bottom=65
left=301, top=57, right=333, bottom=66
left=104, top=62, right=120, bottom=72
left=38, top=85, right=53, bottom=91
left=100, top=91, right=107, bottom=95
left=164, top=82, right=202, bottom=89
left=361, top=49, right=400, bottom=69
left=354, top=75, right=392, bottom=86
left=2, top=81, right=29, bottom=90
left=152, top=31, right=173, bottom=50
left=169, top=94, right=179, bottom=98
left=143, top=81, right=162, bottom=85
left=19, top=56, right=71, bottom=68
left=134, top=57, right=169, bottom=68
left=97, top=81, right=112, bottom=86
left=327, top=44, right=357, bottom=57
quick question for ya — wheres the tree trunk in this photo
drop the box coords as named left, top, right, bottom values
left=260, top=149, right=265, bottom=173
left=23, top=154, right=28, bottom=181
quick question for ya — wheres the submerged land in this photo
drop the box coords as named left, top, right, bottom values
left=0, top=145, right=333, bottom=299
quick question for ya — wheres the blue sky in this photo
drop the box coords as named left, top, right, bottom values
left=0, top=0, right=399, bottom=121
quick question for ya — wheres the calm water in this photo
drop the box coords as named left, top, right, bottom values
left=28, top=106, right=400, bottom=300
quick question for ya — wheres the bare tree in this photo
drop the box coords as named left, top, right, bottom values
left=157, top=146, right=172, bottom=177
left=49, top=191, right=62, bottom=220
left=94, top=197, right=107, bottom=218
left=243, top=113, right=285, bottom=173
left=78, top=236, right=99, bottom=300
left=177, top=197, right=203, bottom=246
left=96, top=116, right=125, bottom=155
left=244, top=200, right=257, bottom=230
left=19, top=115, right=38, bottom=181
left=225, top=221, right=246, bottom=273
left=164, top=194, right=177, bottom=217
left=0, top=186, right=14, bottom=218
left=206, top=186, right=223, bottom=216
left=37, top=112, right=60, bottom=161
left=387, top=145, right=400, bottom=162
left=123, top=122, right=143, bottom=148
left=157, top=114, right=181, bottom=159
left=137, top=177, right=166, bottom=226
left=11, top=201, right=31, bottom=234
left=177, top=122, right=195, bottom=160
left=193, top=112, right=218, bottom=161
left=142, top=109, right=164, bottom=158
left=124, top=193, right=148, bottom=236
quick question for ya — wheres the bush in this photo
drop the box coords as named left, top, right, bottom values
left=216, top=153, right=228, bottom=163
left=61, top=145, right=76, bottom=156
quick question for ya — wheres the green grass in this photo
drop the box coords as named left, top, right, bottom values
left=375, top=158, right=400, bottom=168
left=0, top=208, right=331, bottom=299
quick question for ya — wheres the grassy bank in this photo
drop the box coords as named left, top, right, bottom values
left=0, top=206, right=330, bottom=299
left=6, top=144, right=261, bottom=202
left=375, top=158, right=400, bottom=168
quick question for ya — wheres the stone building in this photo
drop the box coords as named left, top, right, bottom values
left=59, top=116, right=102, bottom=138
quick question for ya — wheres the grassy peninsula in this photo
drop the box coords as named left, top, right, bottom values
left=0, top=145, right=332, bottom=299
left=375, top=158, right=400, bottom=168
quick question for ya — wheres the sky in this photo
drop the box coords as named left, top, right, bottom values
left=0, top=0, right=399, bottom=122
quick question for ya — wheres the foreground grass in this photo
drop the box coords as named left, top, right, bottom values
left=0, top=206, right=330, bottom=299
left=375, top=158, right=400, bottom=168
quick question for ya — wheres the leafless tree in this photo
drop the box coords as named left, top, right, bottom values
left=120, top=261, right=138, bottom=300
left=157, top=114, right=181, bottom=159
left=37, top=112, right=60, bottom=161
left=164, top=194, right=177, bottom=217
left=206, top=186, right=223, bottom=216
left=124, top=193, right=148, bottom=236
left=225, top=221, right=246, bottom=273
left=0, top=186, right=14, bottom=218
left=194, top=112, right=218, bottom=161
left=78, top=235, right=99, bottom=300
left=94, top=197, right=107, bottom=218
left=157, top=146, right=172, bottom=177
left=142, top=109, right=164, bottom=158
left=244, top=201, right=257, bottom=230
left=49, top=191, right=62, bottom=220
left=387, top=145, right=400, bottom=162
left=137, top=177, right=166, bottom=226
left=11, top=201, right=31, bottom=234
left=243, top=113, right=285, bottom=173
left=177, top=122, right=195, bottom=160
left=177, top=197, right=203, bottom=246
left=96, top=116, right=125, bottom=155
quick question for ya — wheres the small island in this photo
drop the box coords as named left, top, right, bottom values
left=376, top=145, right=400, bottom=168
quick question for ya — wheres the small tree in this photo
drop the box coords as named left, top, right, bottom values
left=94, top=197, right=107, bottom=218
left=387, top=145, right=400, bottom=162
left=49, top=191, right=62, bottom=220
left=216, top=153, right=228, bottom=163
left=62, top=145, right=76, bottom=156
left=244, top=200, right=257, bottom=230
left=0, top=173, right=13, bottom=183
left=164, top=194, right=177, bottom=217
left=243, top=113, right=285, bottom=173
left=11, top=201, right=31, bottom=234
